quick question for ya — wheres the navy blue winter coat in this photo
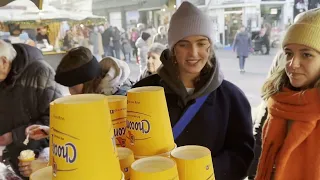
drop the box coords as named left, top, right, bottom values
left=133, top=49, right=255, bottom=180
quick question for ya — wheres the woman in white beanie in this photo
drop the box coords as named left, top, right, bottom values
left=134, top=2, right=254, bottom=180
left=255, top=8, right=320, bottom=180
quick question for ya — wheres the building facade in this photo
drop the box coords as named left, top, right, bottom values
left=206, top=0, right=294, bottom=45
left=92, top=0, right=171, bottom=31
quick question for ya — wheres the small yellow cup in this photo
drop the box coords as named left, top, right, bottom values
left=31, top=159, right=49, bottom=173
left=118, top=147, right=135, bottom=180
left=18, top=156, right=35, bottom=163
left=171, top=145, right=215, bottom=180
left=107, top=95, right=127, bottom=147
left=126, top=87, right=175, bottom=156
left=30, top=166, right=52, bottom=180
left=131, top=156, right=179, bottom=180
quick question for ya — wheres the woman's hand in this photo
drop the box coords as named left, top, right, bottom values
left=25, top=125, right=50, bottom=140
left=18, top=161, right=32, bottom=177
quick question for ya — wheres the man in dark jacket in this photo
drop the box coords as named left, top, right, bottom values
left=102, top=24, right=114, bottom=57
left=134, top=2, right=254, bottom=180
left=0, top=40, right=62, bottom=179
left=112, top=27, right=122, bottom=59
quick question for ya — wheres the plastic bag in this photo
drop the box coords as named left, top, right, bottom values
left=0, top=163, right=22, bottom=180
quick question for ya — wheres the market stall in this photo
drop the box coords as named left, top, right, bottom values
left=0, top=0, right=105, bottom=68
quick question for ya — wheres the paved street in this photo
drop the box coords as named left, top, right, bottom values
left=127, top=49, right=277, bottom=108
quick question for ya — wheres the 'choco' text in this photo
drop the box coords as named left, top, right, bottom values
left=126, top=120, right=150, bottom=134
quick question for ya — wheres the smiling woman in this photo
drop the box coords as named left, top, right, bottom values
left=133, top=1, right=254, bottom=180
left=173, top=36, right=213, bottom=88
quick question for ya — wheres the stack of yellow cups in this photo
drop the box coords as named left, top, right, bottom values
left=48, top=94, right=123, bottom=180
left=126, top=86, right=176, bottom=158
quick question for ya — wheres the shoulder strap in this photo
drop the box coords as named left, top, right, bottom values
left=172, top=94, right=209, bottom=140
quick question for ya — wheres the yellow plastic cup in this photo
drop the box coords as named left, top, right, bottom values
left=18, top=156, right=35, bottom=163
left=31, top=159, right=49, bottom=173
left=131, top=156, right=179, bottom=180
left=50, top=94, right=122, bottom=180
left=107, top=95, right=127, bottom=147
left=126, top=86, right=175, bottom=156
left=30, top=166, right=52, bottom=180
left=118, top=147, right=135, bottom=180
left=171, top=145, right=215, bottom=180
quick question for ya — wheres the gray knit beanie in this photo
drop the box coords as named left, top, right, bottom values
left=168, top=1, right=215, bottom=50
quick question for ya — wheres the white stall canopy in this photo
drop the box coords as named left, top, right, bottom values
left=0, top=0, right=102, bottom=21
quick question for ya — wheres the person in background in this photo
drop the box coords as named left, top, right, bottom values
left=260, top=23, right=271, bottom=55
left=145, top=25, right=157, bottom=47
left=130, top=28, right=139, bottom=64
left=135, top=32, right=151, bottom=73
left=89, top=26, right=104, bottom=61
left=63, top=30, right=73, bottom=50
left=134, top=2, right=254, bottom=180
left=233, top=25, right=251, bottom=73
left=36, top=26, right=50, bottom=44
left=112, top=27, right=122, bottom=59
left=138, top=43, right=166, bottom=81
left=55, top=47, right=132, bottom=95
left=81, top=26, right=90, bottom=48
left=74, top=27, right=85, bottom=47
left=0, top=40, right=62, bottom=179
left=153, top=26, right=168, bottom=46
left=102, top=23, right=114, bottom=57
left=121, top=33, right=132, bottom=63
left=255, top=9, right=320, bottom=180
left=8, top=26, right=26, bottom=44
